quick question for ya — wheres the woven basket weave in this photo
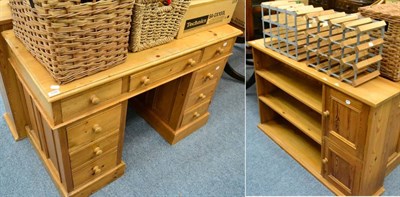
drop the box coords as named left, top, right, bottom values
left=10, top=0, right=135, bottom=84
left=359, top=3, right=400, bottom=81
left=129, top=0, right=190, bottom=52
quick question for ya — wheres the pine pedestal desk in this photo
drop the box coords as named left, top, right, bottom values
left=249, top=39, right=400, bottom=196
left=0, top=22, right=241, bottom=196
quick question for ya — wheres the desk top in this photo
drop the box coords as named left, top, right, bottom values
left=2, top=25, right=241, bottom=103
left=0, top=0, right=11, bottom=25
left=249, top=39, right=400, bottom=107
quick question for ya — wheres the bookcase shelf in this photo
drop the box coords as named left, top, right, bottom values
left=256, top=69, right=322, bottom=114
left=259, top=90, right=322, bottom=144
left=258, top=118, right=322, bottom=176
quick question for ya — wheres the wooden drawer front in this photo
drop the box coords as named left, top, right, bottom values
left=201, top=38, right=235, bottom=62
left=61, top=79, right=122, bottom=121
left=72, top=149, right=118, bottom=188
left=323, top=138, right=362, bottom=195
left=185, top=83, right=216, bottom=110
left=69, top=132, right=119, bottom=170
left=67, top=105, right=122, bottom=151
left=324, top=87, right=369, bottom=159
left=129, top=51, right=202, bottom=93
left=192, top=57, right=227, bottom=90
left=181, top=100, right=210, bottom=127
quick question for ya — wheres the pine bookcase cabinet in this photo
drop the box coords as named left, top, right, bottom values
left=0, top=11, right=241, bottom=195
left=249, top=38, right=400, bottom=196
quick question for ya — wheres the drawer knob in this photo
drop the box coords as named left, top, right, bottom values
left=141, top=76, right=150, bottom=86
left=199, top=93, right=206, bottom=99
left=94, top=147, right=103, bottom=156
left=216, top=47, right=224, bottom=55
left=92, top=166, right=102, bottom=175
left=188, top=59, right=196, bottom=66
left=322, top=158, right=328, bottom=164
left=206, top=73, right=214, bottom=80
left=193, top=112, right=201, bottom=118
left=92, top=124, right=102, bottom=133
left=90, top=95, right=100, bottom=105
left=323, top=111, right=330, bottom=117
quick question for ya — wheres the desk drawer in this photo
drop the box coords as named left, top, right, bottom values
left=72, top=149, right=118, bottom=188
left=129, top=51, right=202, bottom=93
left=61, top=79, right=122, bottom=121
left=181, top=100, right=210, bottom=127
left=67, top=105, right=122, bottom=151
left=185, top=83, right=216, bottom=110
left=201, top=38, right=235, bottom=62
left=191, top=57, right=227, bottom=90
left=69, top=132, right=119, bottom=170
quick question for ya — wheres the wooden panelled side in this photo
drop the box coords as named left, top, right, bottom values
left=23, top=88, right=41, bottom=147
left=359, top=100, right=392, bottom=195
left=0, top=23, right=28, bottom=140
left=42, top=117, right=60, bottom=173
left=385, top=95, right=400, bottom=174
left=152, top=79, right=180, bottom=124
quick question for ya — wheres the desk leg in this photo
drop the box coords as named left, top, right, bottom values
left=0, top=24, right=29, bottom=140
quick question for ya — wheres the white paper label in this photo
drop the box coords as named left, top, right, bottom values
left=322, top=77, right=328, bottom=81
left=50, top=85, right=60, bottom=90
left=223, top=42, right=228, bottom=47
left=368, top=42, right=374, bottom=47
left=48, top=89, right=60, bottom=97
left=334, top=83, right=340, bottom=87
left=345, top=100, right=351, bottom=105
left=216, top=66, right=220, bottom=70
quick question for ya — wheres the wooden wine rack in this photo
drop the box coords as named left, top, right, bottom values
left=305, top=12, right=386, bottom=87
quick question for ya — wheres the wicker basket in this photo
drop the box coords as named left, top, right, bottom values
left=10, top=0, right=135, bottom=84
left=129, top=0, right=190, bottom=52
left=359, top=3, right=400, bottom=81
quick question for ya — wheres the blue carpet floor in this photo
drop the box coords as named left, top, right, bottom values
left=245, top=82, right=400, bottom=196
left=0, top=46, right=245, bottom=196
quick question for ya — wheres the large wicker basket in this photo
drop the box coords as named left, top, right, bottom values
left=10, top=0, right=135, bottom=84
left=129, top=0, right=190, bottom=52
left=359, top=3, right=400, bottom=81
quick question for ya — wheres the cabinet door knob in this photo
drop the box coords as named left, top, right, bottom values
left=90, top=95, right=100, bottom=105
left=92, top=166, right=101, bottom=175
left=206, top=73, right=214, bottom=80
left=92, top=124, right=102, bottom=133
left=94, top=147, right=103, bottom=156
left=193, top=112, right=201, bottom=118
left=216, top=47, right=224, bottom=54
left=323, top=111, right=330, bottom=117
left=188, top=58, right=196, bottom=66
left=199, top=93, right=206, bottom=99
left=322, top=158, right=328, bottom=164
left=141, top=76, right=150, bottom=86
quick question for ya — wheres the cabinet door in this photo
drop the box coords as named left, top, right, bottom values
left=323, top=138, right=362, bottom=195
left=323, top=87, right=369, bottom=159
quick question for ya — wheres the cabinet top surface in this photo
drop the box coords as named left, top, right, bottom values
left=2, top=25, right=241, bottom=102
left=0, top=0, right=11, bottom=25
left=249, top=39, right=400, bottom=107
